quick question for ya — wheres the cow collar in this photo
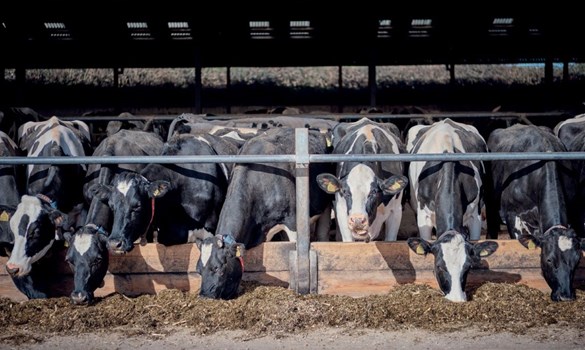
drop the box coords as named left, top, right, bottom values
left=85, top=223, right=109, bottom=236
left=142, top=198, right=156, bottom=240
left=36, top=194, right=58, bottom=209
left=543, top=225, right=567, bottom=236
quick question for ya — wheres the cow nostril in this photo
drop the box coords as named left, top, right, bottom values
left=5, top=264, right=19, bottom=276
left=71, top=292, right=88, bottom=304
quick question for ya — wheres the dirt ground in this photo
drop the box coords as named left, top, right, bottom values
left=4, top=326, right=583, bottom=350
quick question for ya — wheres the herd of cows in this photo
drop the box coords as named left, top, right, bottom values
left=0, top=109, right=584, bottom=306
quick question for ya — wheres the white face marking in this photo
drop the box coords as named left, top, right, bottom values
left=558, top=236, right=573, bottom=252
left=346, top=164, right=376, bottom=218
left=74, top=233, right=93, bottom=256
left=200, top=243, right=213, bottom=267
left=220, top=131, right=246, bottom=142
left=116, top=180, right=133, bottom=197
left=514, top=216, right=532, bottom=235
left=440, top=234, right=468, bottom=302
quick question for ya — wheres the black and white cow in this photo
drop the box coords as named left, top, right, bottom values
left=65, top=129, right=164, bottom=304
left=407, top=118, right=488, bottom=240
left=5, top=116, right=91, bottom=299
left=0, top=131, right=23, bottom=255
left=408, top=230, right=498, bottom=302
left=196, top=127, right=334, bottom=299
left=488, top=124, right=584, bottom=301
left=316, top=117, right=408, bottom=241
left=554, top=114, right=585, bottom=236
left=90, top=132, right=237, bottom=254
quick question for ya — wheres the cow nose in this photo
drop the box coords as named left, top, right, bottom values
left=349, top=214, right=367, bottom=228
left=107, top=239, right=124, bottom=253
left=5, top=263, right=19, bottom=276
left=552, top=291, right=575, bottom=302
left=70, top=291, right=89, bottom=305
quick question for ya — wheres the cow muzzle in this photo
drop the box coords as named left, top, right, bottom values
left=70, top=291, right=93, bottom=305
left=348, top=214, right=369, bottom=237
left=107, top=238, right=130, bottom=254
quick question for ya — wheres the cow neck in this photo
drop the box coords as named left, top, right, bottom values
left=143, top=198, right=156, bottom=240
left=543, top=224, right=567, bottom=236
left=36, top=194, right=58, bottom=209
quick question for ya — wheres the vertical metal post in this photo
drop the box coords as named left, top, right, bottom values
left=15, top=67, right=25, bottom=105
left=544, top=58, right=553, bottom=85
left=294, top=128, right=310, bottom=294
left=368, top=63, right=376, bottom=108
left=338, top=65, right=343, bottom=113
left=563, top=60, right=569, bottom=82
left=226, top=66, right=231, bottom=114
left=195, top=50, right=202, bottom=114
left=448, top=63, right=455, bottom=84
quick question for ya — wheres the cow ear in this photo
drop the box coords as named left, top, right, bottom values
left=147, top=180, right=170, bottom=198
left=380, top=175, right=408, bottom=195
left=407, top=237, right=432, bottom=255
left=316, top=173, right=340, bottom=194
left=472, top=241, right=498, bottom=257
left=89, top=184, right=112, bottom=202
left=518, top=234, right=541, bottom=250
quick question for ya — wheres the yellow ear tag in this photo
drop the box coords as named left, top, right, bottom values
left=527, top=240, right=537, bottom=250
left=326, top=183, right=337, bottom=193
left=0, top=211, right=9, bottom=222
left=63, top=240, right=69, bottom=248
left=153, top=189, right=160, bottom=197
left=390, top=181, right=402, bottom=191
left=416, top=245, right=425, bottom=255
left=235, top=246, right=242, bottom=257
left=479, top=249, right=489, bottom=257
left=326, top=137, right=332, bottom=148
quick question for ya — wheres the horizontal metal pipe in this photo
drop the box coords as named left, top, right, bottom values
left=1, top=152, right=585, bottom=165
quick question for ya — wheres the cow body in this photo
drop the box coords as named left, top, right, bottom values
left=197, top=127, right=334, bottom=299
left=554, top=114, right=585, bottom=236
left=488, top=124, right=584, bottom=301
left=407, top=118, right=487, bottom=240
left=91, top=133, right=236, bottom=254
left=66, top=129, right=164, bottom=304
left=5, top=116, right=91, bottom=299
left=0, top=131, right=23, bottom=254
left=317, top=117, right=408, bottom=241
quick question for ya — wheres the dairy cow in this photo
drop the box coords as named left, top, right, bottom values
left=65, top=129, right=164, bottom=304
left=554, top=114, right=585, bottom=236
left=488, top=124, right=584, bottom=301
left=195, top=127, right=334, bottom=299
left=316, top=117, right=408, bottom=241
left=5, top=116, right=91, bottom=299
left=408, top=230, right=497, bottom=302
left=90, top=133, right=237, bottom=254
left=407, top=118, right=488, bottom=240
left=0, top=131, right=23, bottom=254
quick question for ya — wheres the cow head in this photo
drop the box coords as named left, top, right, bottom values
left=89, top=172, right=169, bottom=254
left=6, top=195, right=69, bottom=277
left=195, top=231, right=244, bottom=300
left=317, top=165, right=408, bottom=241
left=64, top=224, right=109, bottom=305
left=519, top=226, right=585, bottom=301
left=408, top=231, right=498, bottom=302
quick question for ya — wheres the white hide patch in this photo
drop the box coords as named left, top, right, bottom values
left=440, top=234, right=467, bottom=302
left=558, top=235, right=573, bottom=252
left=200, top=242, right=213, bottom=267
left=116, top=180, right=132, bottom=197
left=514, top=216, right=532, bottom=237
left=73, top=233, right=93, bottom=256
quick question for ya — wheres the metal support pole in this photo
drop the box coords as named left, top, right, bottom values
left=544, top=59, right=553, bottom=85
left=292, top=128, right=311, bottom=294
left=15, top=67, right=25, bottom=105
left=447, top=63, right=455, bottom=84
left=338, top=65, right=343, bottom=113
left=195, top=53, right=202, bottom=114
left=563, top=60, right=569, bottom=82
left=226, top=66, right=231, bottom=114
left=368, top=63, right=376, bottom=108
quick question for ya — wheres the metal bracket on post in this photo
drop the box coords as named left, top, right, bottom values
left=289, top=128, right=318, bottom=294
